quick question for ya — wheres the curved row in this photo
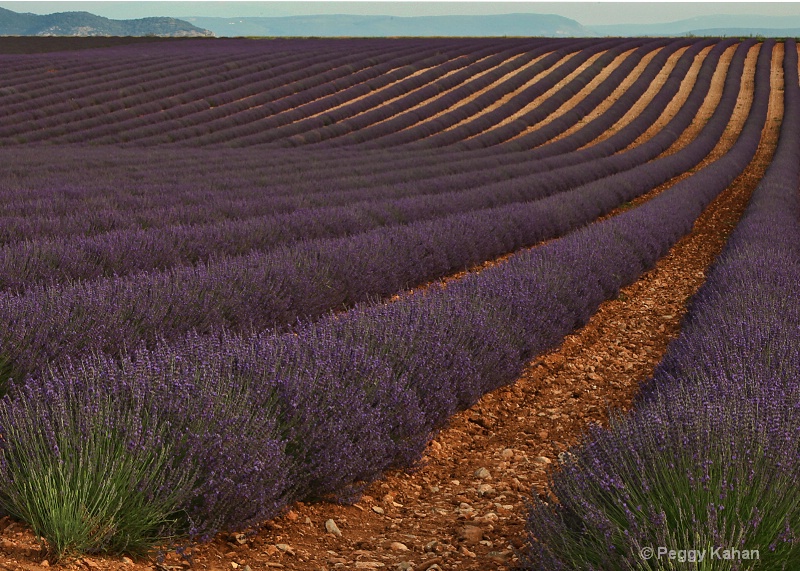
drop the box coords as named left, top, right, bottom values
left=0, top=40, right=718, bottom=250
left=5, top=43, right=465, bottom=143
left=524, top=38, right=795, bottom=570
left=0, top=41, right=721, bottom=288
left=0, top=40, right=758, bottom=397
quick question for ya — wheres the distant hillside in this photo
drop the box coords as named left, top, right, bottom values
left=589, top=14, right=800, bottom=37
left=0, top=7, right=214, bottom=37
left=185, top=13, right=590, bottom=37
left=681, top=28, right=800, bottom=38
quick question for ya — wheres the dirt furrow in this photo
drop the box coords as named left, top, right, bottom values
left=441, top=50, right=593, bottom=135
left=390, top=51, right=551, bottom=132
left=512, top=46, right=652, bottom=141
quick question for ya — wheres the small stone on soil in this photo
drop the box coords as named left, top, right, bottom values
left=473, top=467, right=491, bottom=479
left=458, top=525, right=483, bottom=545
left=325, top=519, right=342, bottom=537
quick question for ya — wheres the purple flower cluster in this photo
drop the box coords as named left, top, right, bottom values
left=524, top=39, right=800, bottom=569
left=0, top=342, right=291, bottom=549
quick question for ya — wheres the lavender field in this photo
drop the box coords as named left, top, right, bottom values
left=0, top=36, right=796, bottom=567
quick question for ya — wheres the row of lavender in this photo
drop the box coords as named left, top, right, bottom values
left=0, top=39, right=472, bottom=131
left=0, top=36, right=705, bottom=233
left=0, top=38, right=549, bottom=145
left=0, top=40, right=752, bottom=387
left=524, top=40, right=799, bottom=569
left=0, top=39, right=722, bottom=292
left=0, top=39, right=774, bottom=558
left=0, top=40, right=676, bottom=233
left=0, top=41, right=724, bottom=291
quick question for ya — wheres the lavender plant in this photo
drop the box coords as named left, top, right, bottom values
left=0, top=347, right=291, bottom=556
left=525, top=380, right=800, bottom=570
left=0, top=365, right=198, bottom=558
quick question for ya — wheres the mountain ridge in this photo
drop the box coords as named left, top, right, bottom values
left=1, top=7, right=796, bottom=39
left=0, top=7, right=214, bottom=37
left=588, top=13, right=800, bottom=36
left=184, top=13, right=591, bottom=37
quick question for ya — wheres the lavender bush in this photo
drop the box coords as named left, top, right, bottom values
left=525, top=383, right=800, bottom=570
left=0, top=367, right=198, bottom=558
left=0, top=347, right=291, bottom=556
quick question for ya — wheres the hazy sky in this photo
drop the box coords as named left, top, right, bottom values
left=1, top=1, right=799, bottom=25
